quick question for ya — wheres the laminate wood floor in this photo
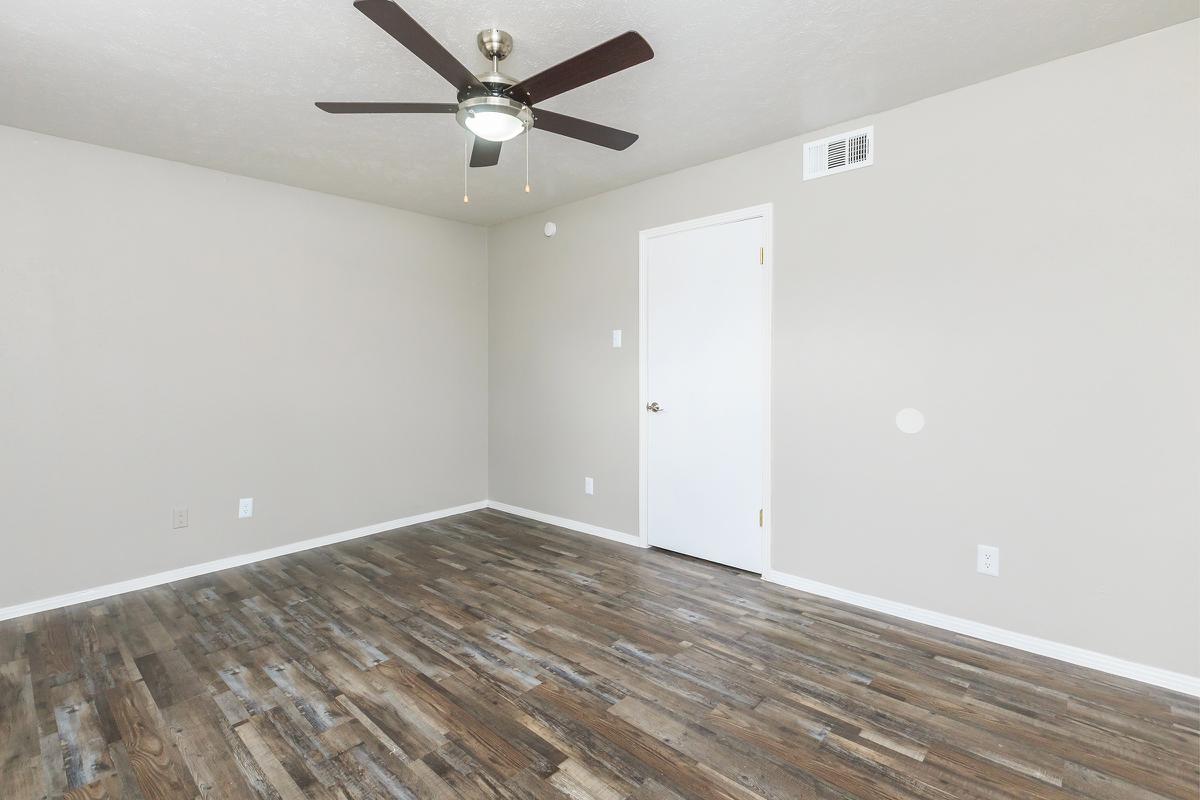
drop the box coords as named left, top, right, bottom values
left=1, top=509, right=1196, bottom=799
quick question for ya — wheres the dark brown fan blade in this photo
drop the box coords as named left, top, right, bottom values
left=353, top=0, right=483, bottom=94
left=532, top=108, right=638, bottom=150
left=470, top=137, right=502, bottom=167
left=505, top=31, right=653, bottom=106
left=315, top=102, right=457, bottom=114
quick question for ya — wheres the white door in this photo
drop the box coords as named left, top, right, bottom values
left=643, top=213, right=767, bottom=572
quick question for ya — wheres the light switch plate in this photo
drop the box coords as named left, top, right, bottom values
left=612, top=329, right=622, bottom=348
left=238, top=498, right=254, bottom=519
left=584, top=477, right=594, bottom=495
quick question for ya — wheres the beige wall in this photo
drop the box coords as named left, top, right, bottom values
left=488, top=22, right=1200, bottom=675
left=0, top=125, right=488, bottom=608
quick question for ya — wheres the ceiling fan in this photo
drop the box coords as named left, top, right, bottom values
left=316, top=0, right=653, bottom=176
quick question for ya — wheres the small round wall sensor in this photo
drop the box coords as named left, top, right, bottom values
left=895, top=408, right=925, bottom=434
left=543, top=222, right=557, bottom=238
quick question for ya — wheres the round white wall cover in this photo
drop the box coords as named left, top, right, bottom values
left=895, top=408, right=925, bottom=434
left=543, top=222, right=557, bottom=237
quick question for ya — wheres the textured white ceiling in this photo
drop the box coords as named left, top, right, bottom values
left=1, top=1, right=1194, bottom=225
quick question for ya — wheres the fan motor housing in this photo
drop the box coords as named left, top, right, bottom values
left=475, top=70, right=517, bottom=92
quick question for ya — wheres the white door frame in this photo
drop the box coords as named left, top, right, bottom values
left=638, top=203, right=774, bottom=573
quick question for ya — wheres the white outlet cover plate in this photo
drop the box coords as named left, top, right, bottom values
left=977, top=544, right=999, bottom=576
left=612, top=330, right=622, bottom=348
left=238, top=497, right=254, bottom=518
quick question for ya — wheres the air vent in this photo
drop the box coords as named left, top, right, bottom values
left=803, top=125, right=874, bottom=181
left=827, top=139, right=847, bottom=169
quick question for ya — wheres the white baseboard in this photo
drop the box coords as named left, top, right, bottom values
left=763, top=569, right=1199, bottom=697
left=0, top=500, right=488, bottom=622
left=8, top=498, right=1190, bottom=697
left=485, top=500, right=645, bottom=548
left=481, top=503, right=1197, bottom=696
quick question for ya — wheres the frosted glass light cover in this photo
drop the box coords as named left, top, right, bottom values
left=465, top=110, right=525, bottom=142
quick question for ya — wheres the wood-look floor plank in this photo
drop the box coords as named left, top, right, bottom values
left=161, top=694, right=262, bottom=799
left=105, top=677, right=198, bottom=800
left=50, top=680, right=115, bottom=789
left=1, top=658, right=41, bottom=793
left=0, top=508, right=1194, bottom=799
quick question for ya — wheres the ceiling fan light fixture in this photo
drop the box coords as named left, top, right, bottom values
left=465, top=110, right=524, bottom=142
left=457, top=96, right=533, bottom=142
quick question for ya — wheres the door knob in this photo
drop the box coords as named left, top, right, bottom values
left=646, top=402, right=662, bottom=413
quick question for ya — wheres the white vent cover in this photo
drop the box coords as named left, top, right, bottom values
left=803, top=126, right=874, bottom=180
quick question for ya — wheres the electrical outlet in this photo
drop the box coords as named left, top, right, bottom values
left=238, top=497, right=254, bottom=519
left=584, top=477, right=594, bottom=495
left=612, top=329, right=622, bottom=348
left=172, top=507, right=189, bottom=529
left=977, top=545, right=999, bottom=576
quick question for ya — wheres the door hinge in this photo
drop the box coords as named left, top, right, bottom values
left=758, top=247, right=764, bottom=265
left=758, top=508, right=764, bottom=527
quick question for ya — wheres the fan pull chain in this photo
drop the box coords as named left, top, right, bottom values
left=463, top=135, right=470, bottom=204
left=524, top=129, right=531, bottom=193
